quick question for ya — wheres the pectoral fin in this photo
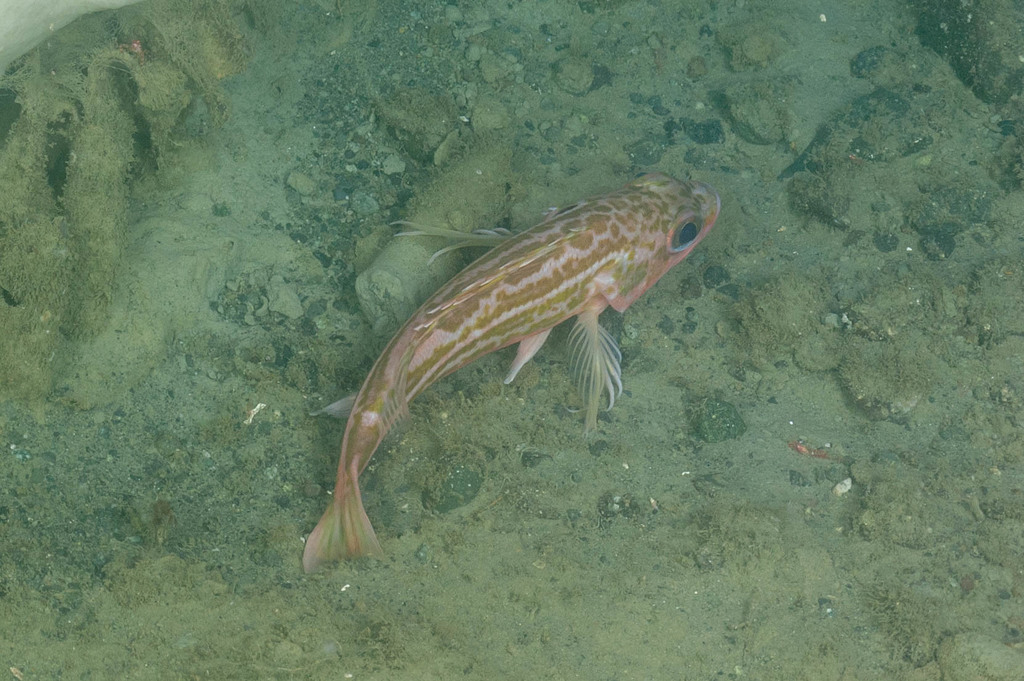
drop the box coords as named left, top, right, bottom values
left=568, top=307, right=622, bottom=431
left=504, top=329, right=552, bottom=384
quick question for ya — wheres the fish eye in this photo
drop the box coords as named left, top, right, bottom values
left=670, top=221, right=699, bottom=252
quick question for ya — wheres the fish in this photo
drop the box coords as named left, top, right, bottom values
left=302, top=172, right=720, bottom=572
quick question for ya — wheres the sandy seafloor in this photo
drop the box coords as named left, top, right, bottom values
left=2, top=0, right=1024, bottom=679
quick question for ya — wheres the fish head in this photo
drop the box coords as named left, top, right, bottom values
left=642, top=172, right=719, bottom=266
left=606, top=173, right=720, bottom=310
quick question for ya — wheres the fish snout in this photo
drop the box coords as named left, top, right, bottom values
left=689, top=181, right=721, bottom=227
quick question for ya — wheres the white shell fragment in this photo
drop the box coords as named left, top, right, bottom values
left=832, top=478, right=853, bottom=496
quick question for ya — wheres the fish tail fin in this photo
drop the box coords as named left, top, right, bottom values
left=302, top=479, right=383, bottom=572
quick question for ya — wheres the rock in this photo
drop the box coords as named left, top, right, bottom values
left=422, top=464, right=484, bottom=513
left=378, top=87, right=458, bottom=164
left=937, top=633, right=1024, bottom=681
left=443, top=5, right=463, bottom=23
left=718, top=27, right=782, bottom=71
left=471, top=96, right=510, bottom=131
left=916, top=0, right=1024, bottom=104
left=354, top=143, right=515, bottom=337
left=721, top=78, right=791, bottom=145
left=350, top=190, right=380, bottom=216
left=286, top=171, right=316, bottom=196
left=553, top=57, right=594, bottom=95
left=478, top=50, right=510, bottom=84
left=380, top=153, right=406, bottom=175
left=356, top=238, right=453, bottom=336
left=465, top=43, right=483, bottom=63
left=690, top=398, right=746, bottom=442
left=267, top=275, right=304, bottom=319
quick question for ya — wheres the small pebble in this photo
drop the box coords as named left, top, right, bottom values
left=286, top=171, right=317, bottom=196
left=381, top=154, right=406, bottom=175
left=350, top=190, right=380, bottom=215
left=832, top=478, right=853, bottom=496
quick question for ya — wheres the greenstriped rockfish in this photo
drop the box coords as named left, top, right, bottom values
left=303, top=172, right=720, bottom=572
